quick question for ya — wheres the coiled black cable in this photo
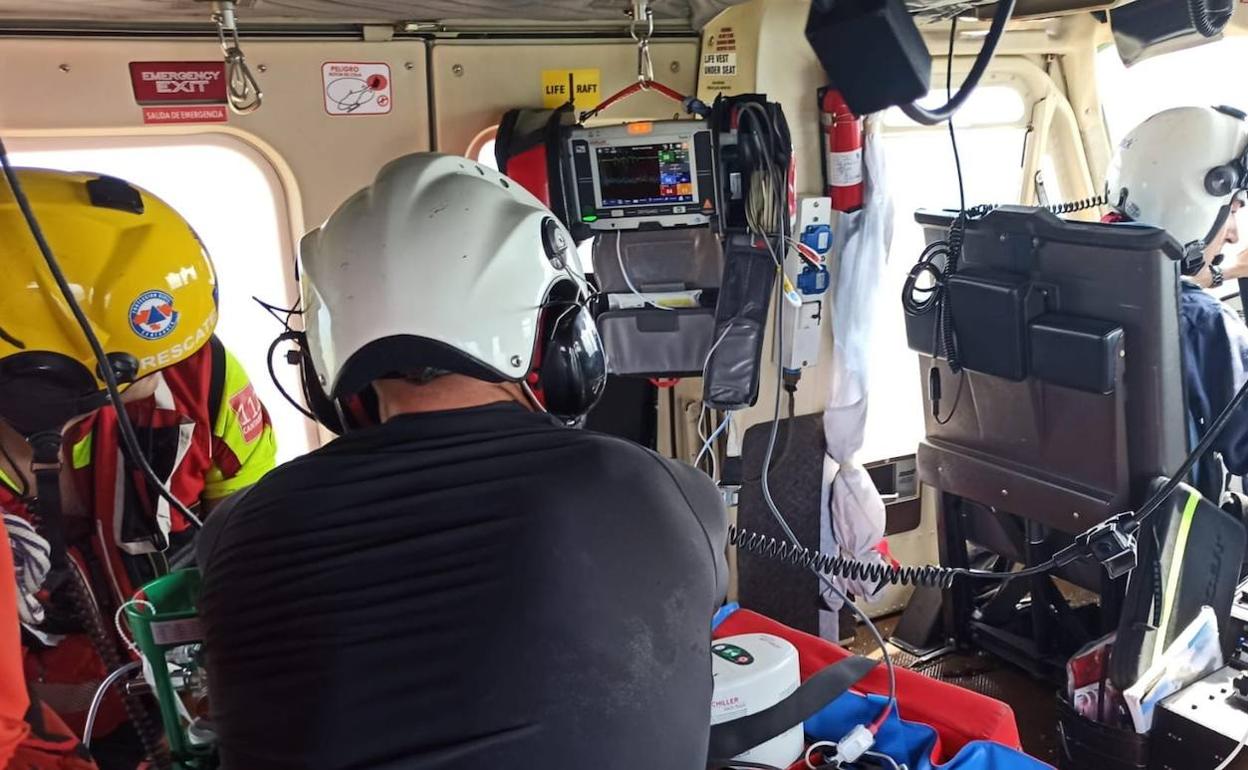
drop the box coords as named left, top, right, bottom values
left=1044, top=193, right=1109, bottom=215
left=941, top=214, right=970, bottom=373
left=901, top=211, right=978, bottom=374
left=67, top=559, right=170, bottom=768
left=963, top=196, right=1108, bottom=219
left=728, top=525, right=960, bottom=590
left=900, top=240, right=950, bottom=318
left=1190, top=0, right=1233, bottom=38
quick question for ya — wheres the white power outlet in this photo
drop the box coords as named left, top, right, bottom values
left=775, top=196, right=833, bottom=372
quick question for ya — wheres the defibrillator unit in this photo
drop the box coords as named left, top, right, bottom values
left=564, top=121, right=717, bottom=233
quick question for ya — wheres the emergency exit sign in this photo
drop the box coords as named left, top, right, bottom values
left=540, top=68, right=601, bottom=111
left=129, top=62, right=227, bottom=105
left=129, top=61, right=229, bottom=124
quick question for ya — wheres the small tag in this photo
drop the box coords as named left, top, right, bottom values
left=149, top=617, right=203, bottom=646
left=828, top=148, right=863, bottom=187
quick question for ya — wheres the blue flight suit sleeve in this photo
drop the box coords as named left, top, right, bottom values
left=1181, top=284, right=1248, bottom=477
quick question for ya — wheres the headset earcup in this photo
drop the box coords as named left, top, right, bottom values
left=0, top=352, right=108, bottom=436
left=537, top=305, right=607, bottom=420
left=1206, top=165, right=1243, bottom=197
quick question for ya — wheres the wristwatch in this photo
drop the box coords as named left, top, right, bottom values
left=1210, top=263, right=1225, bottom=288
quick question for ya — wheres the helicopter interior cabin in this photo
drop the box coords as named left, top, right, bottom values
left=1, top=0, right=1248, bottom=768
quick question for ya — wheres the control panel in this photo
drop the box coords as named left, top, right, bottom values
left=1154, top=667, right=1248, bottom=769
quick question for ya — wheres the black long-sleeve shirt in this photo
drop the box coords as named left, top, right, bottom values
left=198, top=402, right=728, bottom=770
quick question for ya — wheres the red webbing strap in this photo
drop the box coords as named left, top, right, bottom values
left=579, top=81, right=687, bottom=122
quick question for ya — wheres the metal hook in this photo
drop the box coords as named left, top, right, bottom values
left=628, top=1, right=655, bottom=42
left=628, top=0, right=655, bottom=85
left=637, top=40, right=654, bottom=87
left=212, top=1, right=262, bottom=115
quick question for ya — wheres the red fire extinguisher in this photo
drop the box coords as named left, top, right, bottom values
left=820, top=87, right=864, bottom=213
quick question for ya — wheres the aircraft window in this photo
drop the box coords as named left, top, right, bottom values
left=862, top=108, right=1029, bottom=461
left=474, top=138, right=498, bottom=170
left=6, top=139, right=312, bottom=462
left=466, top=124, right=498, bottom=169
left=1097, top=38, right=1248, bottom=147
left=884, top=85, right=1027, bottom=128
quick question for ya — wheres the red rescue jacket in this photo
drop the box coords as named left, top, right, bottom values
left=4, top=336, right=276, bottom=763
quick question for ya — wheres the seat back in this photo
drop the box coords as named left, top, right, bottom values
left=910, top=206, right=1188, bottom=534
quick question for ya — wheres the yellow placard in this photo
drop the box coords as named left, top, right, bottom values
left=541, top=68, right=602, bottom=111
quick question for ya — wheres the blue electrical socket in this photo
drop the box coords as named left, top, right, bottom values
left=800, top=223, right=833, bottom=256
left=798, top=264, right=830, bottom=295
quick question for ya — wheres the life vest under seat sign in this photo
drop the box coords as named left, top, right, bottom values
left=129, top=61, right=229, bottom=125
left=322, top=62, right=393, bottom=116
left=700, top=26, right=739, bottom=94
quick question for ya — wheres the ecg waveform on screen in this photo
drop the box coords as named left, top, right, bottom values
left=597, top=142, right=693, bottom=206
left=598, top=155, right=659, bottom=182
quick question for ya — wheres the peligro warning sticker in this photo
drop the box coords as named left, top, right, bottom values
left=322, top=62, right=393, bottom=116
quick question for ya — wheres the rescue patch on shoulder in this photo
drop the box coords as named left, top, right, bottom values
left=229, top=383, right=265, bottom=444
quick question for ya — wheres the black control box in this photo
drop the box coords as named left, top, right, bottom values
left=1152, top=667, right=1248, bottom=770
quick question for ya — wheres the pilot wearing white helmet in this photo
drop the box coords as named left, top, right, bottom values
left=196, top=153, right=728, bottom=769
left=1107, top=105, right=1248, bottom=498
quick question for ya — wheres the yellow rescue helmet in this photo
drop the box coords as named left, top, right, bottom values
left=0, top=168, right=219, bottom=390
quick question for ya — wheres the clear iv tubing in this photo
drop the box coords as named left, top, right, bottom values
left=757, top=234, right=898, bottom=734
left=83, top=660, right=142, bottom=749
left=614, top=231, right=673, bottom=311
left=696, top=412, right=731, bottom=469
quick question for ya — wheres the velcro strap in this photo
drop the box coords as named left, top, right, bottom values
left=33, top=461, right=66, bottom=573
left=708, top=654, right=877, bottom=763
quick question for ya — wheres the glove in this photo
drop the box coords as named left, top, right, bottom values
left=4, top=513, right=50, bottom=626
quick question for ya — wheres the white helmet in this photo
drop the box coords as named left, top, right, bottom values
left=1106, top=105, right=1248, bottom=266
left=299, top=153, right=606, bottom=425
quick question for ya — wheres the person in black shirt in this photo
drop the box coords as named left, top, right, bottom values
left=197, top=153, right=729, bottom=769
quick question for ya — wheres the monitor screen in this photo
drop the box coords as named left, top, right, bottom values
left=596, top=142, right=694, bottom=207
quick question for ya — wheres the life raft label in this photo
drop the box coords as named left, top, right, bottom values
left=540, top=68, right=601, bottom=111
